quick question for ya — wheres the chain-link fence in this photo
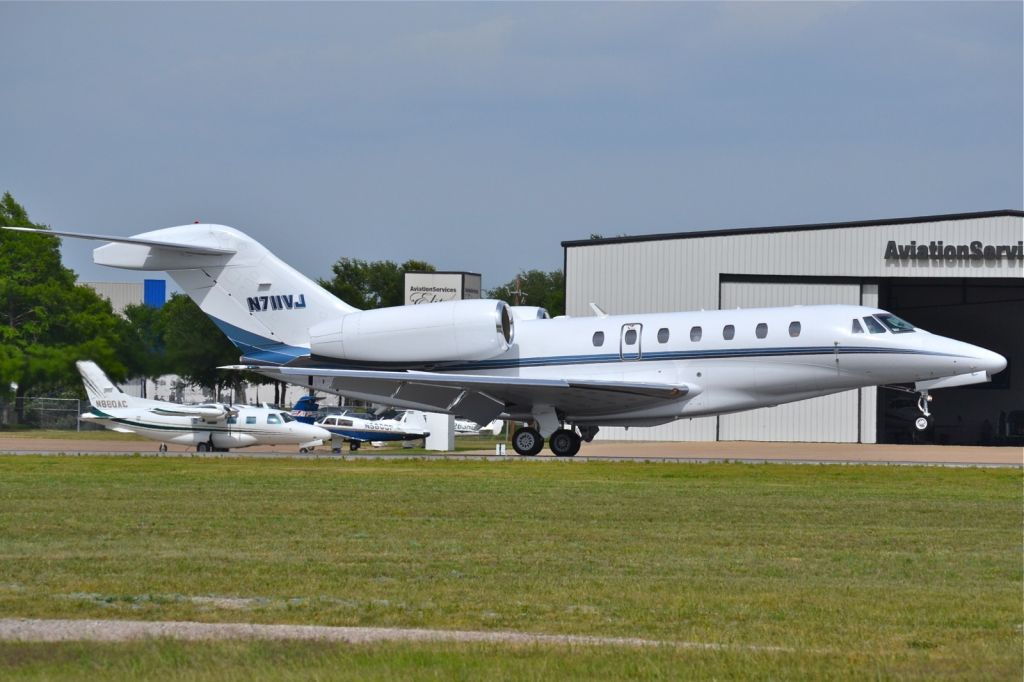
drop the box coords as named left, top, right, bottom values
left=0, top=397, right=97, bottom=431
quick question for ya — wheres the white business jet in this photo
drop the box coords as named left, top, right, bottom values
left=7, top=225, right=1007, bottom=457
left=76, top=360, right=330, bottom=452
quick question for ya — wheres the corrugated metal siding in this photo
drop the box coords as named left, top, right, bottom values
left=718, top=282, right=860, bottom=442
left=565, top=215, right=1022, bottom=443
left=84, top=282, right=144, bottom=317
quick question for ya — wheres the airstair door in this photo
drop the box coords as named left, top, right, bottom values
left=620, top=323, right=642, bottom=361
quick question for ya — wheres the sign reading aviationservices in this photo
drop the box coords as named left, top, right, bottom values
left=404, top=272, right=482, bottom=305
left=884, top=240, right=1023, bottom=261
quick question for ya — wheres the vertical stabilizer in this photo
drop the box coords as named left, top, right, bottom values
left=76, top=361, right=141, bottom=410
left=90, top=224, right=358, bottom=364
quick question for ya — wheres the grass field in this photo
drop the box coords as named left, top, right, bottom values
left=0, top=456, right=1019, bottom=679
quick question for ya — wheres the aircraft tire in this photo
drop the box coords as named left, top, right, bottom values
left=512, top=427, right=544, bottom=456
left=299, top=447, right=310, bottom=454
left=914, top=416, right=931, bottom=432
left=549, top=429, right=581, bottom=457
left=196, top=442, right=209, bottom=453
left=349, top=440, right=360, bottom=451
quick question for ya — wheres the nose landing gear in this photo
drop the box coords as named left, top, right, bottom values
left=914, top=391, right=933, bottom=432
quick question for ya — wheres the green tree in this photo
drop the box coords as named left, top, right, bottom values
left=319, top=258, right=435, bottom=310
left=0, top=192, right=136, bottom=409
left=160, top=293, right=245, bottom=397
left=488, top=270, right=565, bottom=317
left=122, top=302, right=170, bottom=381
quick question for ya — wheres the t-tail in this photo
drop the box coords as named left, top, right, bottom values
left=86, top=224, right=357, bottom=365
left=76, top=361, right=147, bottom=411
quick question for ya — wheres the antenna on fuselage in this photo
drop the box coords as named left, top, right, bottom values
left=589, top=303, right=608, bottom=318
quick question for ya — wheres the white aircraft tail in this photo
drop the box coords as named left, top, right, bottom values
left=89, top=224, right=357, bottom=364
left=77, top=361, right=147, bottom=410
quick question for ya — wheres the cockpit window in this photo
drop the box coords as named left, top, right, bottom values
left=863, top=316, right=886, bottom=334
left=875, top=313, right=915, bottom=333
left=852, top=319, right=864, bottom=334
left=280, top=412, right=294, bottom=422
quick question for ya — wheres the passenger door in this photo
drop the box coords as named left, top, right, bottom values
left=620, top=323, right=642, bottom=361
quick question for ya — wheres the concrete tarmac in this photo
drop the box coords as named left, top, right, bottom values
left=0, top=435, right=1019, bottom=467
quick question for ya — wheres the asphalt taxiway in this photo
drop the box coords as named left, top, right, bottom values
left=0, top=436, right=1019, bottom=467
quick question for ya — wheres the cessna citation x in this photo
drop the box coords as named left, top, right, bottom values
left=77, top=361, right=330, bottom=452
left=6, top=224, right=1007, bottom=457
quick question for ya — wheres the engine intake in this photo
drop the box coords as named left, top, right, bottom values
left=309, top=299, right=514, bottom=363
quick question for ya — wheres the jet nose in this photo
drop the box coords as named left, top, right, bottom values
left=978, top=348, right=1007, bottom=376
left=959, top=342, right=1007, bottom=376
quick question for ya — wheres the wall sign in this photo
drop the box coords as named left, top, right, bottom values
left=884, top=240, right=1023, bottom=261
left=404, top=272, right=482, bottom=305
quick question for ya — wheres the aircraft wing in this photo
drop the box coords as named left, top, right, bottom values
left=148, top=404, right=236, bottom=419
left=225, top=365, right=696, bottom=425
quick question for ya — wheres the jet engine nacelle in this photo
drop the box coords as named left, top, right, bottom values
left=309, top=300, right=514, bottom=363
left=510, top=306, right=550, bottom=320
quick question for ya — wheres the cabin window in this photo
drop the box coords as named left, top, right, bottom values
left=592, top=331, right=605, bottom=347
left=227, top=416, right=237, bottom=425
left=875, top=313, right=916, bottom=333
left=755, top=323, right=768, bottom=339
left=788, top=321, right=801, bottom=337
left=723, top=324, right=735, bottom=341
left=863, top=316, right=886, bottom=334
left=340, top=419, right=353, bottom=427
left=624, top=329, right=638, bottom=345
left=690, top=326, right=702, bottom=342
left=267, top=414, right=281, bottom=424
left=657, top=327, right=670, bottom=343
left=852, top=319, right=864, bottom=334
left=245, top=416, right=257, bottom=425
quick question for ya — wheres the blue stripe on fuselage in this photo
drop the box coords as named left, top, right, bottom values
left=282, top=346, right=955, bottom=373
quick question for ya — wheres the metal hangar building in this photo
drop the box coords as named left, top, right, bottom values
left=561, top=210, right=1023, bottom=445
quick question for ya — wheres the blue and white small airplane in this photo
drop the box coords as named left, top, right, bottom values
left=291, top=396, right=429, bottom=451
left=77, top=361, right=330, bottom=452
left=7, top=224, right=1007, bottom=457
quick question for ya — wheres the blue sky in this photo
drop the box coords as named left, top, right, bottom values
left=2, top=2, right=1021, bottom=292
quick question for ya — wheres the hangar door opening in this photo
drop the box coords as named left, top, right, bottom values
left=880, top=279, right=1023, bottom=446
left=719, top=280, right=870, bottom=443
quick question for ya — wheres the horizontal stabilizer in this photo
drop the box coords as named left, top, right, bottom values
left=1, top=226, right=236, bottom=256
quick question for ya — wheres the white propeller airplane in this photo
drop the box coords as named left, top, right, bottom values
left=76, top=360, right=330, bottom=452
left=290, top=396, right=429, bottom=450
left=7, top=224, right=1007, bottom=457
left=454, top=416, right=504, bottom=437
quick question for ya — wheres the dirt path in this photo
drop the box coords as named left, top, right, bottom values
left=0, top=617, right=792, bottom=651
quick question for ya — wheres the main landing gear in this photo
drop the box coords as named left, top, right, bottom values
left=511, top=425, right=587, bottom=457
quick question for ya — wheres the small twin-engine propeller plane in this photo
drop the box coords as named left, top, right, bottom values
left=7, top=225, right=1007, bottom=457
left=76, top=361, right=330, bottom=452
left=290, top=396, right=429, bottom=451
